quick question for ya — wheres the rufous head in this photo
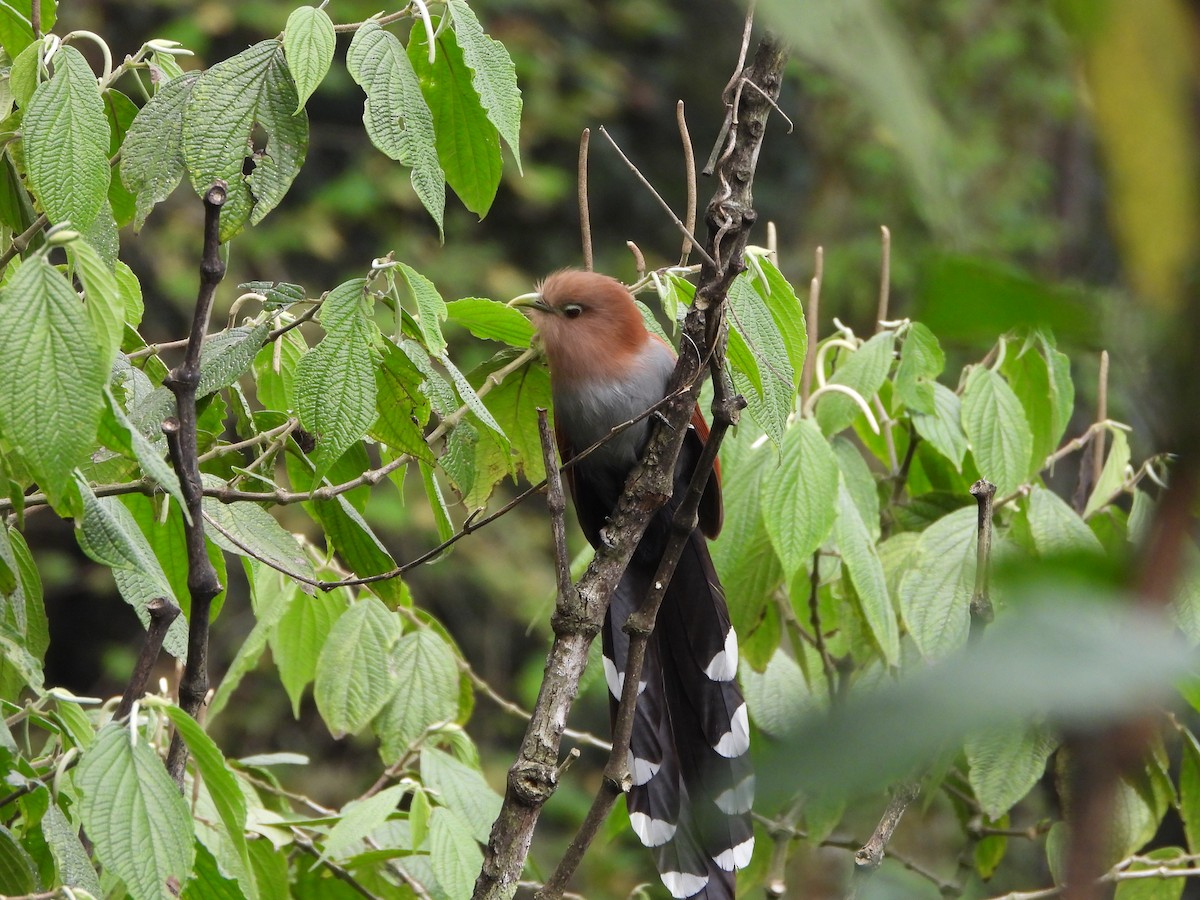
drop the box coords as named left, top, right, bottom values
left=509, top=269, right=650, bottom=383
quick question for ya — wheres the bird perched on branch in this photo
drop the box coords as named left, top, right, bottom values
left=510, top=270, right=754, bottom=899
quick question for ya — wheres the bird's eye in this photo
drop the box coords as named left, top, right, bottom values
left=562, top=303, right=583, bottom=319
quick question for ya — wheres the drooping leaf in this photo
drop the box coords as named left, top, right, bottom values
left=42, top=802, right=102, bottom=896
left=347, top=21, right=444, bottom=233
left=894, top=322, right=943, bottom=415
left=119, top=72, right=200, bottom=230
left=23, top=46, right=110, bottom=230
left=966, top=725, right=1058, bottom=819
left=747, top=252, right=808, bottom=384
left=961, top=366, right=1033, bottom=497
left=911, top=382, right=967, bottom=470
left=371, top=339, right=435, bottom=462
left=70, top=238, right=124, bottom=379
left=314, top=597, right=403, bottom=737
left=1002, top=336, right=1075, bottom=473
left=0, top=257, right=103, bottom=508
left=409, top=20, right=502, bottom=217
left=446, top=298, right=533, bottom=347
left=815, top=331, right=894, bottom=436
left=445, top=0, right=522, bottom=171
left=740, top=649, right=809, bottom=737
left=374, top=628, right=461, bottom=761
left=420, top=746, right=501, bottom=843
left=76, top=724, right=194, bottom=900
left=271, top=586, right=346, bottom=717
left=182, top=40, right=308, bottom=240
left=324, top=783, right=412, bottom=862
left=1026, top=485, right=1104, bottom=558
left=898, top=506, right=976, bottom=660
left=760, top=418, right=839, bottom=580
left=430, top=807, right=483, bottom=899
left=1084, top=428, right=1131, bottom=519
left=727, top=273, right=794, bottom=447
left=474, top=350, right=550, bottom=482
left=284, top=5, right=335, bottom=112
left=834, top=482, right=898, bottom=664
left=202, top=482, right=316, bottom=590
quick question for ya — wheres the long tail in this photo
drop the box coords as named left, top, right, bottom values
left=603, top=531, right=754, bottom=899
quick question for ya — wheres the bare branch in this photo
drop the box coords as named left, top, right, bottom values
left=847, top=782, right=922, bottom=898
left=969, top=479, right=996, bottom=640
left=677, top=101, right=698, bottom=266
left=875, top=225, right=891, bottom=332
left=578, top=128, right=593, bottom=271
left=115, top=597, right=181, bottom=720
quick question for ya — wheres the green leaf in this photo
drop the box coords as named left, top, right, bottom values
left=70, top=238, right=124, bottom=379
left=202, top=489, right=316, bottom=589
left=475, top=351, right=550, bottom=482
left=894, top=323, right=943, bottom=415
left=324, top=782, right=412, bottom=861
left=182, top=41, right=308, bottom=241
left=740, top=649, right=808, bottom=737
left=410, top=20, right=502, bottom=217
left=834, top=482, right=899, bottom=664
left=1026, top=485, right=1104, bottom=558
left=832, top=435, right=880, bottom=543
left=76, top=724, right=194, bottom=900
left=347, top=21, right=444, bottom=233
left=429, top=807, right=481, bottom=899
left=1084, top=429, right=1131, bottom=519
left=103, top=88, right=140, bottom=228
left=157, top=704, right=257, bottom=900
left=445, top=0, right=522, bottom=171
left=115, top=259, right=145, bottom=327
left=815, top=331, right=894, bottom=436
left=961, top=366, right=1033, bottom=497
left=398, top=262, right=448, bottom=355
left=0, top=2, right=36, bottom=59
left=0, top=823, right=36, bottom=893
left=419, top=460, right=455, bottom=544
left=898, top=506, right=976, bottom=660
left=440, top=351, right=506, bottom=441
left=284, top=5, right=335, bottom=112
left=374, top=628, right=461, bottom=760
left=102, top=388, right=186, bottom=512
left=0, top=257, right=103, bottom=508
left=42, top=802, right=102, bottom=896
left=728, top=273, right=795, bottom=448
left=271, top=586, right=346, bottom=717
left=120, top=71, right=200, bottom=230
left=295, top=318, right=377, bottom=484
left=1178, top=729, right=1200, bottom=854
left=253, top=328, right=306, bottom=413
left=371, top=339, right=434, bottom=462
left=1113, top=849, right=1187, bottom=900
left=965, top=725, right=1057, bottom=818
left=760, top=418, right=839, bottom=580
left=446, top=297, right=532, bottom=347
left=911, top=382, right=967, bottom=470
left=421, top=746, right=501, bottom=843
left=76, top=484, right=188, bottom=659
left=747, top=253, right=808, bottom=383
left=23, top=45, right=110, bottom=230
left=1002, top=335, right=1075, bottom=472
left=314, top=597, right=403, bottom=737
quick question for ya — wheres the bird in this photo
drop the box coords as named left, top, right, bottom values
left=510, top=269, right=754, bottom=899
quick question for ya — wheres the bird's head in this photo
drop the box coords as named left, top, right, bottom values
left=509, top=269, right=650, bottom=383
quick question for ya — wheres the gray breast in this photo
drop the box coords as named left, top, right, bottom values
left=554, top=345, right=675, bottom=474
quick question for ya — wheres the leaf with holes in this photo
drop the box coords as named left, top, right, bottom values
left=183, top=41, right=308, bottom=241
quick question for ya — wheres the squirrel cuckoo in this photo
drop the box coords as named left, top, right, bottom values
left=511, top=270, right=754, bottom=899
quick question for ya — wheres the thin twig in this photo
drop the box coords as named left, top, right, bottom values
left=163, top=182, right=229, bottom=786
left=800, top=247, right=823, bottom=408
left=969, top=479, right=996, bottom=640
left=703, top=1, right=756, bottom=175
left=578, top=128, right=593, bottom=271
left=626, top=240, right=646, bottom=280
left=677, top=101, right=698, bottom=266
left=331, top=9, right=411, bottom=33
left=875, top=226, right=891, bottom=332
left=808, top=550, right=838, bottom=703
left=847, top=782, right=922, bottom=899
left=597, top=126, right=717, bottom=269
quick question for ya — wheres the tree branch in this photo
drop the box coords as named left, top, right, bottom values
left=162, top=182, right=229, bottom=786
left=115, top=597, right=181, bottom=720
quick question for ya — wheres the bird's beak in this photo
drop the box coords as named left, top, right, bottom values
left=508, top=292, right=555, bottom=314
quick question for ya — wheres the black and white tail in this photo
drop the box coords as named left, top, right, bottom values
left=603, top=531, right=754, bottom=899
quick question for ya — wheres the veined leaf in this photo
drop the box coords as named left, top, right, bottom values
left=284, top=5, right=335, bottom=112
left=1002, top=335, right=1075, bottom=472
left=0, top=256, right=103, bottom=508
left=347, top=21, right=444, bottom=233
left=966, top=725, right=1057, bottom=819
left=834, top=482, right=899, bottom=664
left=430, top=807, right=483, bottom=899
left=747, top=253, right=808, bottom=383
left=70, top=238, right=124, bottom=379
left=42, top=802, right=102, bottom=896
left=815, top=331, right=894, bottom=436
left=446, top=297, right=533, bottom=347
left=23, top=46, right=110, bottom=230
left=741, top=649, right=809, bottom=737
left=374, top=628, right=461, bottom=761
left=202, top=486, right=316, bottom=590
left=409, top=20, right=502, bottom=217
left=728, top=273, right=794, bottom=447
left=898, top=506, right=975, bottom=660
left=271, top=586, right=346, bottom=717
left=314, top=597, right=403, bottom=737
left=371, top=339, right=435, bottom=462
left=183, top=41, right=308, bottom=241
left=1026, top=485, right=1103, bottom=558
left=961, top=366, right=1033, bottom=497
left=1084, top=428, right=1130, bottom=519
left=420, top=746, right=501, bottom=843
left=894, top=322, right=943, bottom=415
left=445, top=0, right=522, bottom=171
left=324, top=783, right=413, bottom=862
left=474, top=350, right=549, bottom=482
left=398, top=262, right=448, bottom=354
left=912, top=382, right=967, bottom=470
left=120, top=72, right=200, bottom=230
left=760, top=418, right=838, bottom=580
left=77, top=724, right=194, bottom=900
